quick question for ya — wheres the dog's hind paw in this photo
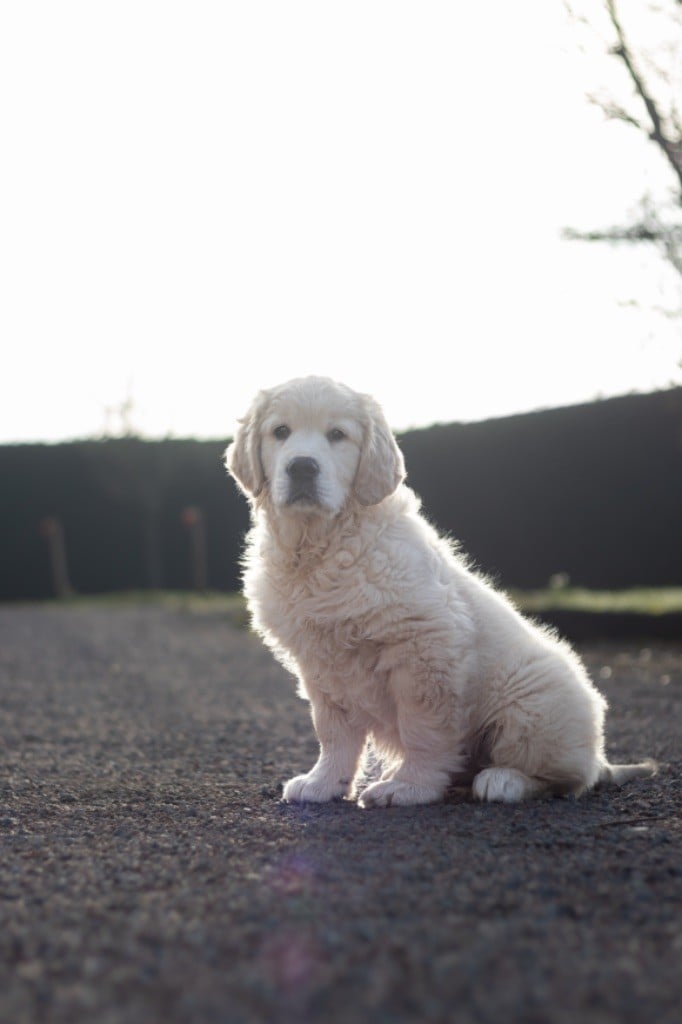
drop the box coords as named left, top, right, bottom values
left=472, top=767, right=546, bottom=803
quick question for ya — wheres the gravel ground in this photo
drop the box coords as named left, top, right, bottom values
left=0, top=603, right=680, bottom=1024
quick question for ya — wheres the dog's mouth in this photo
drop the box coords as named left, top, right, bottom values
left=286, top=485, right=320, bottom=507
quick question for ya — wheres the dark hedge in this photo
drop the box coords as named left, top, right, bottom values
left=2, top=387, right=680, bottom=600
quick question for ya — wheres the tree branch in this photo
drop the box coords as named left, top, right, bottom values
left=562, top=222, right=678, bottom=243
left=605, top=0, right=682, bottom=198
left=588, top=93, right=644, bottom=131
left=563, top=219, right=682, bottom=279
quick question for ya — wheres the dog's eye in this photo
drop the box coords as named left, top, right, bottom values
left=273, top=425, right=291, bottom=441
left=327, top=428, right=346, bottom=443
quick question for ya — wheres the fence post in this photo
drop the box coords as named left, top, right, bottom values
left=40, top=517, right=73, bottom=598
left=181, top=506, right=208, bottom=591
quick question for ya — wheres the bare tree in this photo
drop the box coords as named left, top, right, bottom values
left=564, top=0, right=682, bottom=283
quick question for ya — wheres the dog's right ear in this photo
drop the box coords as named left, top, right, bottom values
left=224, top=391, right=267, bottom=499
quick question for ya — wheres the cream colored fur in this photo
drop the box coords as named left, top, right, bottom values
left=225, top=376, right=656, bottom=806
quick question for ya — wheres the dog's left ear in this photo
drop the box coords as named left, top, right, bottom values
left=354, top=395, right=406, bottom=506
left=224, top=391, right=268, bottom=499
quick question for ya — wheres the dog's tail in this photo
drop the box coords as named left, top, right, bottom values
left=596, top=758, right=658, bottom=788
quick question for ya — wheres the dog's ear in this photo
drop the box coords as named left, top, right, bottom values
left=224, top=391, right=268, bottom=499
left=354, top=395, right=405, bottom=506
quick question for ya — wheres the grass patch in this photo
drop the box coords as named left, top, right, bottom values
left=48, top=590, right=250, bottom=627
left=13, top=587, right=682, bottom=621
left=512, top=587, right=682, bottom=616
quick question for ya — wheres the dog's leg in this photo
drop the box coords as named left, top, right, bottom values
left=469, top=652, right=615, bottom=802
left=357, top=670, right=462, bottom=807
left=283, top=694, right=367, bottom=803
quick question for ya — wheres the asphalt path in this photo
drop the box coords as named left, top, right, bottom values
left=1, top=603, right=680, bottom=1024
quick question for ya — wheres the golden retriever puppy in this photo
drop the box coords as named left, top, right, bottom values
left=225, top=376, right=656, bottom=806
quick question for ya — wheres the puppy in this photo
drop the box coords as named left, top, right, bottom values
left=225, top=376, right=656, bottom=806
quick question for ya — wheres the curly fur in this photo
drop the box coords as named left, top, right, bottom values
left=225, top=376, right=656, bottom=806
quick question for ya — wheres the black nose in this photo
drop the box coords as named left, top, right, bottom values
left=287, top=456, right=320, bottom=480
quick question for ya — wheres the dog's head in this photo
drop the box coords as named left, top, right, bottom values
left=225, top=376, right=405, bottom=515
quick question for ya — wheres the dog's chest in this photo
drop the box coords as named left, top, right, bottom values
left=255, top=543, right=383, bottom=633
left=293, top=619, right=391, bottom=717
left=267, top=585, right=379, bottom=673
left=256, top=559, right=390, bottom=687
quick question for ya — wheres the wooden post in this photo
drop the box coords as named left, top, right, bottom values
left=40, top=517, right=73, bottom=598
left=181, top=506, right=208, bottom=591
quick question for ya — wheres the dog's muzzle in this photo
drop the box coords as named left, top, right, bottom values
left=286, top=456, right=320, bottom=505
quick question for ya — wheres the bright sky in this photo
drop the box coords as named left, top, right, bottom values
left=1, top=1, right=680, bottom=442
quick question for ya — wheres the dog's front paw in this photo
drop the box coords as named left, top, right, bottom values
left=282, top=771, right=351, bottom=803
left=358, top=778, right=445, bottom=808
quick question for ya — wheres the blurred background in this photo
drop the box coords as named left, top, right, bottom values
left=1, top=1, right=680, bottom=613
